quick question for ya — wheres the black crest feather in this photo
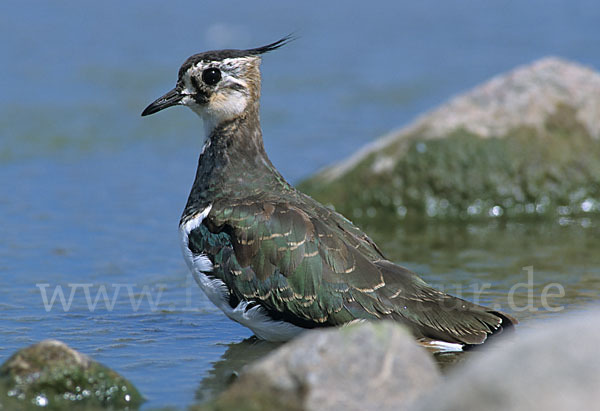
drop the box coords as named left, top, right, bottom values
left=179, top=35, right=296, bottom=77
left=245, top=34, right=296, bottom=56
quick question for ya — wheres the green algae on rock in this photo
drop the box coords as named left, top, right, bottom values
left=0, top=339, right=143, bottom=410
left=299, top=58, right=600, bottom=224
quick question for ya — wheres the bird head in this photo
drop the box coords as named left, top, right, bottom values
left=141, top=36, right=292, bottom=133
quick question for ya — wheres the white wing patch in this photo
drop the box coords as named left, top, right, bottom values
left=180, top=205, right=214, bottom=274
left=180, top=204, right=305, bottom=342
left=180, top=205, right=229, bottom=306
left=418, top=339, right=464, bottom=353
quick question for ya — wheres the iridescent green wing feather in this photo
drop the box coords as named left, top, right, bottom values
left=189, top=194, right=513, bottom=343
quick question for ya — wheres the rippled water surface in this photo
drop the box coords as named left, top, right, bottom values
left=2, top=1, right=600, bottom=409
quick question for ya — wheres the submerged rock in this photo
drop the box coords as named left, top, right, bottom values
left=198, top=321, right=440, bottom=411
left=412, top=310, right=600, bottom=411
left=299, top=57, right=600, bottom=223
left=0, top=339, right=142, bottom=409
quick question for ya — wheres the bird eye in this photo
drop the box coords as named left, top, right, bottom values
left=202, top=68, right=221, bottom=86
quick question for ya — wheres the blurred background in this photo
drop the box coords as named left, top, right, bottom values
left=1, top=1, right=600, bottom=409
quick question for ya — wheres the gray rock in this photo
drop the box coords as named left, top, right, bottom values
left=0, top=339, right=143, bottom=409
left=321, top=57, right=600, bottom=180
left=299, top=57, right=600, bottom=222
left=413, top=310, right=600, bottom=411
left=200, top=321, right=440, bottom=411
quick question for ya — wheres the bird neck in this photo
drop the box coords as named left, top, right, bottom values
left=182, top=103, right=289, bottom=219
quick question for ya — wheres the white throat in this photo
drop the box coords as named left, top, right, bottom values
left=180, top=93, right=248, bottom=138
left=181, top=62, right=251, bottom=136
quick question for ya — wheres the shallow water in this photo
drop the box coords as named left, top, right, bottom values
left=2, top=1, right=600, bottom=409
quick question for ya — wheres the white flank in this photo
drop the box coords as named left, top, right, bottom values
left=180, top=205, right=305, bottom=342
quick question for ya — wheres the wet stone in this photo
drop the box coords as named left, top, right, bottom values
left=412, top=309, right=600, bottom=411
left=197, top=321, right=440, bottom=411
left=0, top=339, right=143, bottom=410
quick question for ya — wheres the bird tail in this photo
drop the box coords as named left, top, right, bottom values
left=374, top=260, right=517, bottom=347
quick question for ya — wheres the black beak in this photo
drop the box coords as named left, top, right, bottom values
left=141, top=88, right=183, bottom=116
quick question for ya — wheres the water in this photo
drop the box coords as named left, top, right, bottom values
left=1, top=1, right=600, bottom=409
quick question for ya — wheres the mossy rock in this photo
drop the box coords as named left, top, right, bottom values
left=0, top=339, right=143, bottom=410
left=299, top=58, right=600, bottom=226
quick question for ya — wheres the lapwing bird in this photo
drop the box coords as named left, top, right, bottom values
left=142, top=37, right=516, bottom=350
